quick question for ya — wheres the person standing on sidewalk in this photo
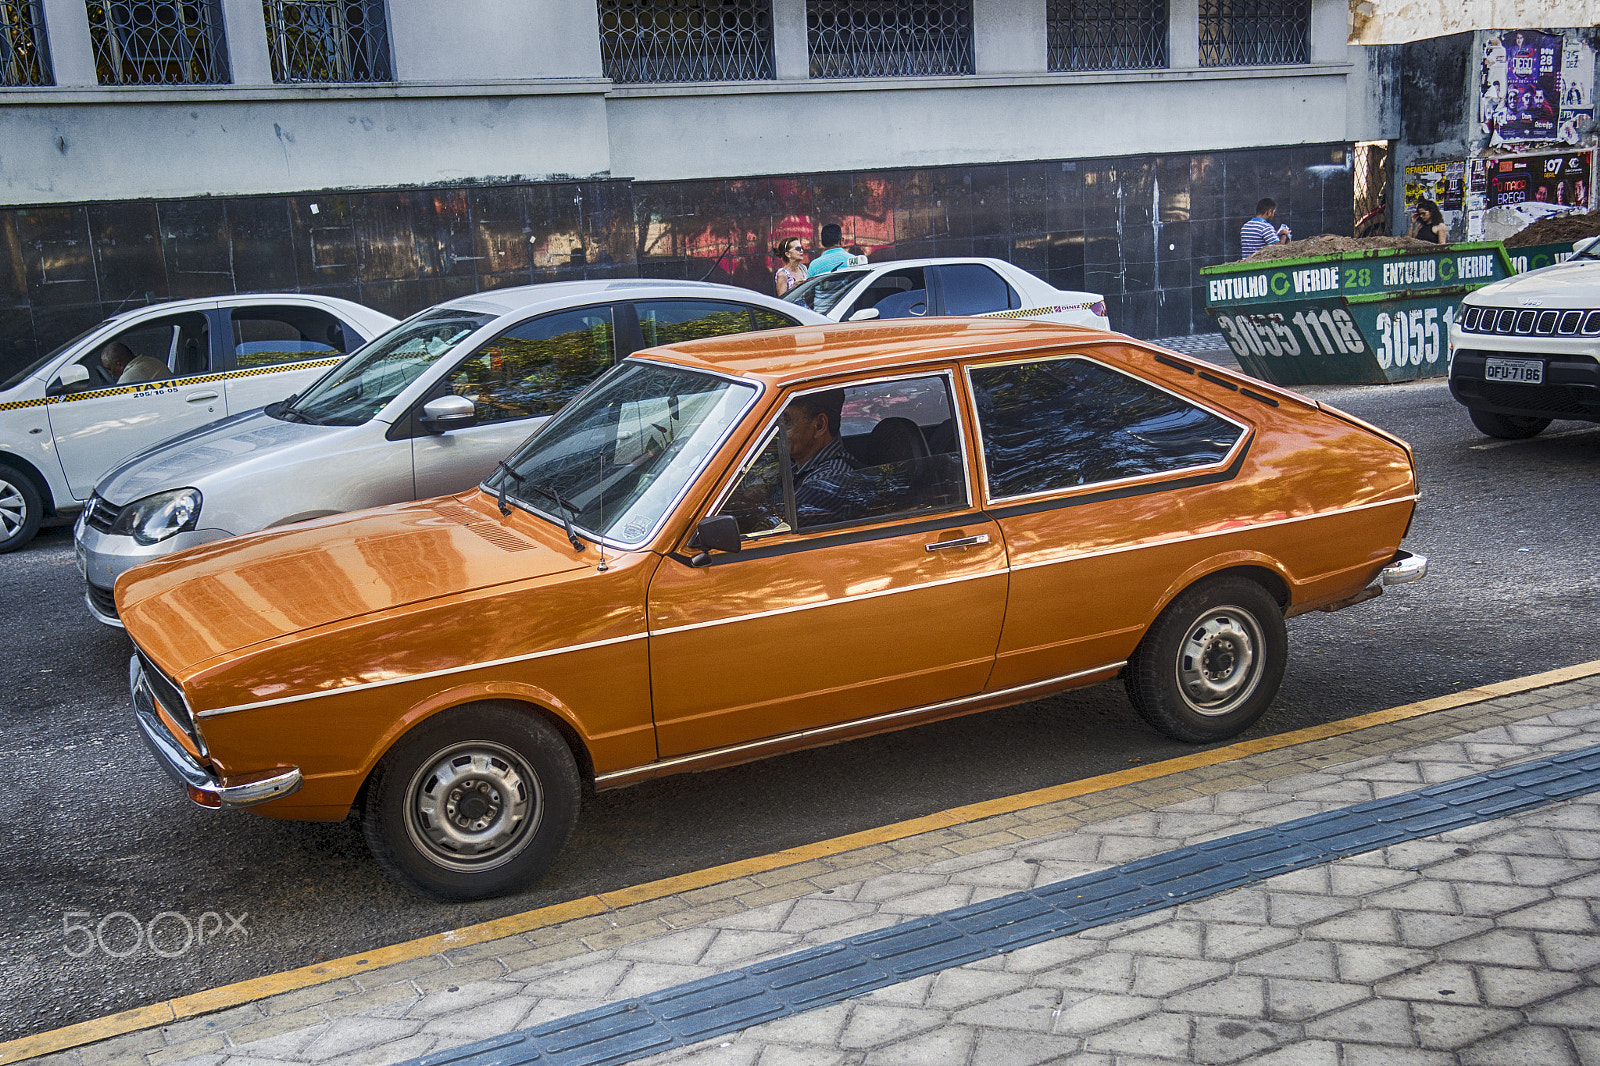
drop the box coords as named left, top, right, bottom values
left=772, top=237, right=808, bottom=296
left=1240, top=198, right=1291, bottom=259
left=808, top=223, right=852, bottom=275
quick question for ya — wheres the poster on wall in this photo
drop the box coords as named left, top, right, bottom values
left=1480, top=30, right=1564, bottom=144
left=1471, top=149, right=1595, bottom=239
left=1558, top=33, right=1595, bottom=144
left=1403, top=161, right=1465, bottom=210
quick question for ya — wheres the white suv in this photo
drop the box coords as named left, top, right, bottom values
left=0, top=294, right=397, bottom=551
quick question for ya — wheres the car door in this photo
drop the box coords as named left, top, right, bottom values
left=222, top=303, right=374, bottom=413
left=966, top=350, right=1249, bottom=690
left=934, top=263, right=1021, bottom=316
left=646, top=370, right=1009, bottom=757
left=46, top=308, right=225, bottom=501
left=408, top=305, right=618, bottom=500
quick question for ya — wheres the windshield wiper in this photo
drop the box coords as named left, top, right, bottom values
left=495, top=461, right=586, bottom=552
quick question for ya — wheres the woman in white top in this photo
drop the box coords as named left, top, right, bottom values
left=773, top=237, right=807, bottom=296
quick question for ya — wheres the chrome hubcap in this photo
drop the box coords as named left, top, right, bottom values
left=404, top=742, right=541, bottom=871
left=0, top=479, right=25, bottom=538
left=1176, top=608, right=1263, bottom=716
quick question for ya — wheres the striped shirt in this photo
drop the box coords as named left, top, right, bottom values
left=1240, top=217, right=1282, bottom=259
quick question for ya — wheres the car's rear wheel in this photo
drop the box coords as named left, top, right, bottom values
left=1468, top=408, right=1550, bottom=439
left=0, top=464, right=44, bottom=553
left=362, top=703, right=580, bottom=901
left=1124, top=575, right=1287, bottom=743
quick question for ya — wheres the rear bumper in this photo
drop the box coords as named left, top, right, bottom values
left=1381, top=549, right=1428, bottom=586
left=130, top=654, right=301, bottom=809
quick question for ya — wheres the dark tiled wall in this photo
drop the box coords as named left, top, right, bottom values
left=0, top=144, right=1353, bottom=381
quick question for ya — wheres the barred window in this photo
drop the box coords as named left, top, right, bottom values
left=1047, top=0, right=1167, bottom=71
left=86, top=0, right=229, bottom=85
left=808, top=0, right=974, bottom=79
left=1, top=0, right=52, bottom=85
left=263, top=0, right=391, bottom=82
left=599, top=0, right=773, bottom=83
left=1198, top=0, right=1308, bottom=67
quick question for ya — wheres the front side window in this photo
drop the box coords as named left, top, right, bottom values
left=940, top=263, right=1019, bottom=316
left=485, top=360, right=757, bottom=546
left=282, top=311, right=493, bottom=427
left=848, top=267, right=928, bottom=320
left=635, top=299, right=772, bottom=349
left=969, top=354, right=1243, bottom=500
left=76, top=311, right=210, bottom=387
left=442, top=307, right=615, bottom=426
left=1, top=0, right=53, bottom=85
left=782, top=268, right=869, bottom=315
left=231, top=306, right=356, bottom=368
left=716, top=373, right=969, bottom=536
left=262, top=0, right=391, bottom=82
left=87, top=0, right=229, bottom=85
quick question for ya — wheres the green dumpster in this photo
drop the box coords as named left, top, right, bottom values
left=1200, top=242, right=1516, bottom=385
left=1505, top=240, right=1585, bottom=274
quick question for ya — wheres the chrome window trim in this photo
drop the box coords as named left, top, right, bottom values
left=963, top=351, right=1251, bottom=507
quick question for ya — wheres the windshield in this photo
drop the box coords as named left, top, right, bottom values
left=483, top=360, right=757, bottom=547
left=781, top=269, right=869, bottom=314
left=1, top=323, right=106, bottom=392
left=1573, top=239, right=1600, bottom=262
left=279, top=311, right=493, bottom=426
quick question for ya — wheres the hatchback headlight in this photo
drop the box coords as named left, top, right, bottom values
left=112, top=488, right=202, bottom=546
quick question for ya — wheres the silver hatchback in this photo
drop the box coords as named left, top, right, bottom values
left=77, top=279, right=827, bottom=625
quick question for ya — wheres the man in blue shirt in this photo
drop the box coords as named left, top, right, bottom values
left=808, top=223, right=853, bottom=275
left=1240, top=198, right=1291, bottom=259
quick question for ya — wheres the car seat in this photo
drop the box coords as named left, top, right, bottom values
left=871, top=289, right=929, bottom=319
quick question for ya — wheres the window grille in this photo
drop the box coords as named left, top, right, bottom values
left=1, top=0, right=51, bottom=85
left=1047, top=0, right=1167, bottom=71
left=263, top=0, right=391, bottom=82
left=599, top=0, right=773, bottom=83
left=808, top=0, right=974, bottom=79
left=86, top=0, right=228, bottom=84
left=1198, top=0, right=1308, bottom=66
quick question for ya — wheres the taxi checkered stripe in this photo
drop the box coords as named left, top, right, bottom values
left=0, top=357, right=341, bottom=412
left=979, top=303, right=1097, bottom=321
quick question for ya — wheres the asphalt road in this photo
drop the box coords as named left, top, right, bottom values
left=3, top=367, right=1599, bottom=1042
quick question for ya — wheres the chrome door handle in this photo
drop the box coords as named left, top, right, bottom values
left=926, top=534, right=990, bottom=552
left=184, top=391, right=220, bottom=403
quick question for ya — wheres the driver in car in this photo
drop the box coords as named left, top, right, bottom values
left=100, top=341, right=171, bottom=385
left=783, top=389, right=855, bottom=526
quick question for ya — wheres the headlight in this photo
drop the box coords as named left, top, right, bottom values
left=111, top=488, right=202, bottom=546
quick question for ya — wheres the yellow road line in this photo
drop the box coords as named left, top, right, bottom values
left=4, top=658, right=1597, bottom=1065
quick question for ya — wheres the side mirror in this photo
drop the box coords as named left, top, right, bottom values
left=418, top=394, right=478, bottom=434
left=46, top=363, right=91, bottom=397
left=847, top=307, right=881, bottom=322
left=690, top=514, right=741, bottom=566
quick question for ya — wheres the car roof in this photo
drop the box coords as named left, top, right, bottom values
left=634, top=318, right=1116, bottom=385
left=104, top=292, right=380, bottom=324
left=432, top=279, right=825, bottom=320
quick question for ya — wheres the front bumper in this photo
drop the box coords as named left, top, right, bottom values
left=130, top=654, right=301, bottom=809
left=1448, top=349, right=1600, bottom=423
left=76, top=515, right=229, bottom=626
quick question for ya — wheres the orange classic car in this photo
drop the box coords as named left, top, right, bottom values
left=120, top=319, right=1426, bottom=900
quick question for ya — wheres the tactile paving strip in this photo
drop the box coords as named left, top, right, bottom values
left=408, top=742, right=1600, bottom=1066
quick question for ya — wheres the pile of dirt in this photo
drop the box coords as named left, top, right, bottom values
left=1503, top=209, right=1600, bottom=247
left=1245, top=234, right=1438, bottom=262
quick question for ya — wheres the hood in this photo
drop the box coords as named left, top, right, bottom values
left=1468, top=256, right=1600, bottom=309
left=96, top=409, right=331, bottom=504
left=117, top=495, right=590, bottom=672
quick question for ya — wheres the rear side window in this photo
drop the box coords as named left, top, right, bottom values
left=969, top=355, right=1243, bottom=499
left=231, top=306, right=358, bottom=368
left=751, top=307, right=800, bottom=330
left=443, top=306, right=615, bottom=424
left=635, top=300, right=762, bottom=348
left=940, top=264, right=1019, bottom=316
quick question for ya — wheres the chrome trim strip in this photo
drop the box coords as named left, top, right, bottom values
left=594, top=661, right=1127, bottom=787
left=196, top=631, right=650, bottom=719
left=1006, top=495, right=1420, bottom=574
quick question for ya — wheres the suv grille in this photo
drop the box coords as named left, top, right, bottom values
left=84, top=495, right=121, bottom=533
left=1459, top=305, right=1600, bottom=338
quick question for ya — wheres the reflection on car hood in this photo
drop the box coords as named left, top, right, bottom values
left=96, top=410, right=328, bottom=504
left=1469, top=257, right=1600, bottom=308
left=116, top=496, right=590, bottom=673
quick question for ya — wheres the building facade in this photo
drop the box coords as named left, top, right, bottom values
left=2, top=0, right=1393, bottom=375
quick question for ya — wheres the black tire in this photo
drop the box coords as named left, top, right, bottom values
left=1468, top=409, right=1550, bottom=439
left=362, top=702, right=580, bottom=901
left=0, top=463, right=44, bottom=554
left=1124, top=575, right=1287, bottom=743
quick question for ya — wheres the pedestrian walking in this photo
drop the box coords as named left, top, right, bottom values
left=1240, top=198, right=1291, bottom=259
left=772, top=237, right=808, bottom=296
left=808, top=223, right=852, bottom=275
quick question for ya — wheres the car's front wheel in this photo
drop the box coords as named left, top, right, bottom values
left=0, top=464, right=44, bottom=553
left=1124, top=575, right=1287, bottom=743
left=1468, top=408, right=1550, bottom=439
left=362, top=703, right=581, bottom=901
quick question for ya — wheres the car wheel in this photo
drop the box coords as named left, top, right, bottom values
left=0, top=464, right=44, bottom=553
left=1124, top=575, right=1287, bottom=743
left=362, top=703, right=580, bottom=901
left=1468, top=409, right=1551, bottom=439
